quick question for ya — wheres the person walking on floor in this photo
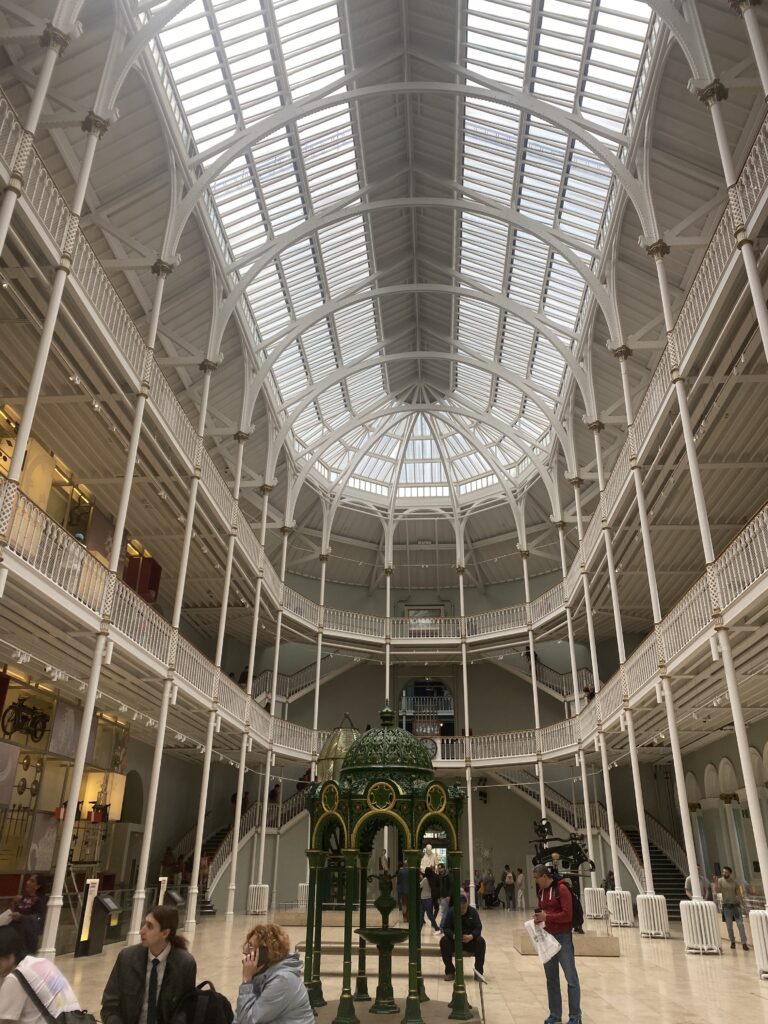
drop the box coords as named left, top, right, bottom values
left=715, top=866, right=750, bottom=950
left=533, top=863, right=581, bottom=1024
left=500, top=864, right=515, bottom=910
left=419, top=870, right=440, bottom=934
left=102, top=905, right=196, bottom=1024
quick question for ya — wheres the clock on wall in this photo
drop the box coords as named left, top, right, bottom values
left=420, top=737, right=438, bottom=760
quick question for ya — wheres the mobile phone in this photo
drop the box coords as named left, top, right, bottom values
left=258, top=946, right=269, bottom=969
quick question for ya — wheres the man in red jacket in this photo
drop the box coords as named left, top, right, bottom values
left=533, top=863, right=581, bottom=1024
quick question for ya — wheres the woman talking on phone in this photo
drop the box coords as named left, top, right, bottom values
left=236, top=924, right=314, bottom=1024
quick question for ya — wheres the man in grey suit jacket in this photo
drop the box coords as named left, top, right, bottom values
left=102, top=907, right=196, bottom=1024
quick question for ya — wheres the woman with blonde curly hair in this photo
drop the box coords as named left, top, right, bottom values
left=236, top=923, right=314, bottom=1024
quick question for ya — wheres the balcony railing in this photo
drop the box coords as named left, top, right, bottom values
left=5, top=477, right=768, bottom=762
left=1, top=96, right=768, bottom=764
left=0, top=90, right=765, bottom=670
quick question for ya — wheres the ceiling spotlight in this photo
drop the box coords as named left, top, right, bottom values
left=91, top=400, right=100, bottom=412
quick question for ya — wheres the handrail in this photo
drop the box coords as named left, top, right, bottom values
left=645, top=814, right=687, bottom=875
left=207, top=791, right=307, bottom=895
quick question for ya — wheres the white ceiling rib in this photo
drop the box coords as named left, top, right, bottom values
left=151, top=0, right=653, bottom=511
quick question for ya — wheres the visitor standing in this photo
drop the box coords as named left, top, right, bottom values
left=419, top=871, right=440, bottom=933
left=396, top=860, right=409, bottom=920
left=601, top=871, right=615, bottom=892
left=533, top=863, right=581, bottom=1024
left=502, top=864, right=515, bottom=910
left=515, top=867, right=526, bottom=911
left=0, top=925, right=82, bottom=1023
left=684, top=864, right=710, bottom=900
left=101, top=906, right=196, bottom=1024
left=436, top=863, right=452, bottom=927
left=715, top=866, right=749, bottom=950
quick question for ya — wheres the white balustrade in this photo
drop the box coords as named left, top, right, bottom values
left=0, top=93, right=21, bottom=169
left=324, top=608, right=383, bottom=638
left=632, top=349, right=671, bottom=451
left=217, top=673, right=248, bottom=722
left=530, top=582, right=564, bottom=624
left=148, top=363, right=198, bottom=465
left=539, top=718, right=576, bottom=754
left=175, top=638, right=217, bottom=700
left=660, top=577, right=710, bottom=662
left=598, top=677, right=623, bottom=724
left=111, top=584, right=173, bottom=665
left=199, top=449, right=235, bottom=523
left=438, top=737, right=467, bottom=761
left=466, top=605, right=527, bottom=636
left=281, top=586, right=319, bottom=625
left=622, top=634, right=658, bottom=702
left=5, top=493, right=107, bottom=613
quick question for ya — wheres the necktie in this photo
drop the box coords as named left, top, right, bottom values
left=147, top=958, right=160, bottom=1024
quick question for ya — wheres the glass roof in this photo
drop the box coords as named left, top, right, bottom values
left=152, top=0, right=654, bottom=509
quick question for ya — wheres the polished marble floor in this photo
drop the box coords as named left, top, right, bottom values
left=59, top=909, right=768, bottom=1023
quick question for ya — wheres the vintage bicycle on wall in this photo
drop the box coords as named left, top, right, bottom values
left=1, top=696, right=50, bottom=743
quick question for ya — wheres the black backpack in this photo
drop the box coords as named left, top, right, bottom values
left=173, top=981, right=233, bottom=1024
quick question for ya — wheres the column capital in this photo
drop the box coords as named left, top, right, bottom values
left=611, top=345, right=633, bottom=360
left=729, top=0, right=761, bottom=14
left=151, top=258, right=175, bottom=278
left=585, top=419, right=604, bottom=433
left=645, top=238, right=670, bottom=259
left=383, top=565, right=393, bottom=576
left=696, top=78, right=729, bottom=105
left=551, top=520, right=566, bottom=531
left=81, top=110, right=110, bottom=137
left=518, top=548, right=529, bottom=559
left=721, top=792, right=739, bottom=805
left=41, top=22, right=70, bottom=53
left=280, top=525, right=294, bottom=536
left=260, top=483, right=274, bottom=495
left=456, top=565, right=465, bottom=575
left=319, top=552, right=330, bottom=563
left=233, top=430, right=250, bottom=443
left=199, top=358, right=218, bottom=373
left=688, top=802, right=702, bottom=812
left=568, top=476, right=583, bottom=489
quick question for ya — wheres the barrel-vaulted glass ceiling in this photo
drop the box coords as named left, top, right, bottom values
left=153, top=0, right=653, bottom=508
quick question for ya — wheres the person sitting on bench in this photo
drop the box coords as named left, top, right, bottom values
left=440, top=894, right=485, bottom=980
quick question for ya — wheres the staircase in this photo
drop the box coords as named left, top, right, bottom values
left=492, top=766, right=645, bottom=892
left=622, top=827, right=686, bottom=920
left=198, top=825, right=230, bottom=915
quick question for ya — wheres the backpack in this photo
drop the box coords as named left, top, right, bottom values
left=173, top=981, right=234, bottom=1024
left=554, top=881, right=584, bottom=931
left=504, top=872, right=514, bottom=885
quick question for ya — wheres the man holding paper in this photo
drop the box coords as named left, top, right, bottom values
left=532, top=863, right=581, bottom=1024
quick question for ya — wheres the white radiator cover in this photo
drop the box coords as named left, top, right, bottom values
left=636, top=893, right=669, bottom=938
left=680, top=898, right=720, bottom=954
left=248, top=883, right=270, bottom=914
left=297, top=882, right=310, bottom=909
left=584, top=887, right=608, bottom=919
left=749, top=909, right=768, bottom=978
left=607, top=889, right=633, bottom=927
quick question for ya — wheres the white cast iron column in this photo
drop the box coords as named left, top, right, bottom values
left=457, top=564, right=476, bottom=906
